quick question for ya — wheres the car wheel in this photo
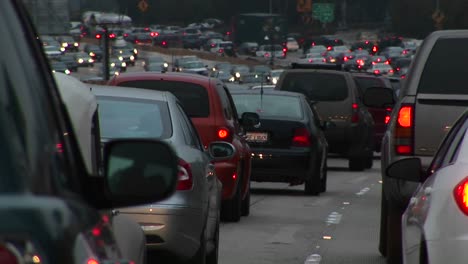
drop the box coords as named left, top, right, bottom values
left=188, top=231, right=206, bottom=264
left=304, top=161, right=321, bottom=196
left=206, top=220, right=219, bottom=264
left=241, top=180, right=250, bottom=216
left=364, top=151, right=374, bottom=169
left=320, top=160, right=327, bottom=193
left=349, top=156, right=365, bottom=171
left=221, top=180, right=241, bottom=222
left=386, top=201, right=404, bottom=264
left=379, top=189, right=388, bottom=257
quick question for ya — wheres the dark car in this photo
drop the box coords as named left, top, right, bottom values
left=56, top=35, right=79, bottom=52
left=83, top=44, right=103, bottom=62
left=276, top=69, right=375, bottom=171
left=303, top=35, right=344, bottom=54
left=352, top=73, right=396, bottom=152
left=108, top=72, right=260, bottom=222
left=50, top=60, right=71, bottom=75
left=57, top=53, right=78, bottom=72
left=154, top=32, right=182, bottom=48
left=0, top=1, right=179, bottom=263
left=237, top=42, right=259, bottom=56
left=92, top=85, right=228, bottom=264
left=182, top=34, right=203, bottom=49
left=230, top=89, right=329, bottom=195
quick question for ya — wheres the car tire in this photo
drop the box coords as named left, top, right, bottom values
left=379, top=189, right=388, bottom=257
left=349, top=156, right=365, bottom=171
left=364, top=152, right=374, bottom=169
left=320, top=160, right=328, bottom=193
left=304, top=161, right=321, bottom=196
left=241, top=180, right=250, bottom=216
left=385, top=201, right=404, bottom=264
left=221, top=181, right=241, bottom=222
left=206, top=220, right=219, bottom=264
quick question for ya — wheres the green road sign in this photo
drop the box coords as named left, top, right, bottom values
left=312, top=3, right=335, bottom=23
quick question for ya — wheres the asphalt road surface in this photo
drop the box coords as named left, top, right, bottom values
left=219, top=156, right=385, bottom=264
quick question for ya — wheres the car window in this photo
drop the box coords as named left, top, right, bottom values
left=217, top=86, right=234, bottom=120
left=429, top=114, right=468, bottom=173
left=116, top=80, right=210, bottom=117
left=96, top=96, right=172, bottom=139
left=418, top=38, right=468, bottom=94
left=280, top=72, right=348, bottom=101
left=232, top=94, right=303, bottom=120
left=176, top=103, right=204, bottom=150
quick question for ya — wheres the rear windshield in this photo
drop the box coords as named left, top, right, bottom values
left=116, top=80, right=210, bottom=117
left=354, top=77, right=385, bottom=93
left=280, top=72, right=348, bottom=101
left=232, top=94, right=303, bottom=120
left=418, top=38, right=468, bottom=94
left=97, top=96, right=172, bottom=140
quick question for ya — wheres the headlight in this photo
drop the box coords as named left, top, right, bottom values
left=52, top=69, right=56, bottom=73
left=110, top=63, right=116, bottom=67
left=118, top=56, right=123, bottom=61
left=163, top=62, right=169, bottom=68
left=78, top=58, right=84, bottom=63
left=133, top=49, right=138, bottom=54
left=119, top=50, right=123, bottom=54
left=235, top=72, right=240, bottom=78
left=65, top=69, right=71, bottom=75
left=60, top=47, right=66, bottom=52
left=212, top=67, right=216, bottom=71
left=62, top=43, right=68, bottom=47
left=89, top=52, right=95, bottom=57
left=115, top=71, right=120, bottom=76
left=74, top=42, right=79, bottom=47
left=88, top=58, right=94, bottom=63
left=272, top=78, right=278, bottom=84
left=229, top=76, right=235, bottom=82
left=130, top=55, right=135, bottom=61
left=121, top=62, right=127, bottom=67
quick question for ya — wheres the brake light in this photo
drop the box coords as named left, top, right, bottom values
left=218, top=49, right=223, bottom=53
left=454, top=177, right=468, bottom=216
left=87, top=259, right=99, bottom=264
left=344, top=56, right=348, bottom=61
left=394, top=105, right=414, bottom=155
left=177, top=158, right=193, bottom=190
left=374, top=70, right=380, bottom=75
left=385, top=60, right=390, bottom=64
left=282, top=48, right=287, bottom=53
left=292, top=127, right=311, bottom=147
left=351, top=103, right=359, bottom=123
left=372, top=46, right=378, bottom=53
left=327, top=46, right=332, bottom=51
left=95, top=34, right=101, bottom=39
left=109, top=33, right=116, bottom=39
left=162, top=41, right=167, bottom=46
left=124, top=33, right=129, bottom=37
left=150, top=32, right=159, bottom=37
left=389, top=69, right=394, bottom=74
left=217, top=128, right=230, bottom=140
left=385, top=107, right=392, bottom=124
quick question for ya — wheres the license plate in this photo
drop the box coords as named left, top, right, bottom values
left=246, top=132, right=268, bottom=142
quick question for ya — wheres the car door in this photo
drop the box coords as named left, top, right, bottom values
left=403, top=114, right=468, bottom=263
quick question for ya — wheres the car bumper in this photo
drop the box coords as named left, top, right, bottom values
left=119, top=206, right=204, bottom=261
left=214, top=160, right=238, bottom=200
left=250, top=148, right=311, bottom=182
left=424, top=239, right=468, bottom=264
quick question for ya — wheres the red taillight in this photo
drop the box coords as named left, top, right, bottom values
left=162, top=41, right=167, bottom=46
left=385, top=60, right=390, bottom=64
left=87, top=258, right=99, bottom=264
left=454, top=177, right=468, bottom=216
left=150, top=32, right=159, bottom=37
left=95, top=34, right=101, bottom=39
left=389, top=69, right=394, bottom=74
left=374, top=70, right=380, bottom=75
left=282, top=48, right=287, bottom=52
left=109, top=33, right=116, bottom=39
left=372, top=46, right=378, bottom=53
left=394, top=105, right=414, bottom=155
left=56, top=143, right=63, bottom=153
left=218, top=49, right=223, bottom=53
left=344, top=56, right=348, bottom=61
left=292, top=127, right=311, bottom=147
left=92, top=227, right=101, bottom=237
left=124, top=33, right=129, bottom=37
left=351, top=103, right=359, bottom=123
left=0, top=245, right=19, bottom=264
left=177, top=159, right=193, bottom=191
left=217, top=128, right=230, bottom=139
left=327, top=46, right=332, bottom=51
left=385, top=107, right=392, bottom=124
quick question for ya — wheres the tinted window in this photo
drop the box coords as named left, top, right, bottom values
left=232, top=94, right=303, bottom=120
left=97, top=96, right=172, bottom=139
left=280, top=72, right=348, bottom=101
left=116, top=80, right=210, bottom=117
left=354, top=77, right=385, bottom=93
left=418, top=38, right=468, bottom=94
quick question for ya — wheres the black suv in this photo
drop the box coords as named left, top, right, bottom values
left=275, top=69, right=375, bottom=171
left=0, top=1, right=178, bottom=263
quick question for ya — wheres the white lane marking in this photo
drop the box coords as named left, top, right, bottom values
left=356, top=187, right=370, bottom=196
left=268, top=225, right=301, bottom=245
left=325, top=211, right=342, bottom=225
left=304, top=253, right=322, bottom=264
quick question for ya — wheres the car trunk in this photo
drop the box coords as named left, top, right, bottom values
left=414, top=94, right=468, bottom=156
left=245, top=118, right=308, bottom=149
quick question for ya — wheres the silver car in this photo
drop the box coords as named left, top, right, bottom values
left=386, top=110, right=468, bottom=264
left=91, top=85, right=231, bottom=263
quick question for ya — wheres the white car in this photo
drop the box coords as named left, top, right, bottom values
left=366, top=63, right=394, bottom=76
left=298, top=53, right=326, bottom=64
left=305, top=45, right=327, bottom=55
left=332, top=45, right=350, bottom=53
left=386, top=110, right=468, bottom=264
left=256, top=44, right=284, bottom=58
left=43, top=45, right=62, bottom=59
left=286, top=37, right=299, bottom=52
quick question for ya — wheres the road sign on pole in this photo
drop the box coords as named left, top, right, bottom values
left=312, top=3, right=335, bottom=23
left=138, top=0, right=149, bottom=13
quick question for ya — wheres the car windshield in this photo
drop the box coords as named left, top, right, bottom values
left=183, top=61, right=204, bottom=68
left=281, top=72, right=348, bottom=101
left=232, top=94, right=303, bottom=120
left=96, top=96, right=172, bottom=139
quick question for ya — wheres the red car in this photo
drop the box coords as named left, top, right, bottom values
left=108, top=72, right=256, bottom=222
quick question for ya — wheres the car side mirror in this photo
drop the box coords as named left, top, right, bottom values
left=363, top=87, right=395, bottom=108
left=240, top=112, right=260, bottom=128
left=103, top=139, right=178, bottom=207
left=386, top=158, right=423, bottom=182
left=208, top=141, right=236, bottom=161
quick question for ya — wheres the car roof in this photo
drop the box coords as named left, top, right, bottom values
left=111, top=71, right=216, bottom=85
left=229, top=88, right=305, bottom=98
left=90, top=84, right=174, bottom=102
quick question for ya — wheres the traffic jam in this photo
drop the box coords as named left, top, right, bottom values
left=3, top=0, right=468, bottom=264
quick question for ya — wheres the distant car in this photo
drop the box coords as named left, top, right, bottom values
left=50, top=60, right=71, bottom=75
left=92, top=85, right=227, bottom=264
left=40, top=35, right=60, bottom=47
left=83, top=44, right=103, bottom=62
left=142, top=56, right=169, bottom=72
left=380, top=46, right=404, bottom=62
left=131, top=33, right=154, bottom=46
left=230, top=89, right=329, bottom=195
left=299, top=54, right=327, bottom=64
left=203, top=38, right=223, bottom=51
left=238, top=73, right=265, bottom=87
left=109, top=57, right=128, bottom=72
left=56, top=35, right=79, bottom=52
left=268, top=69, right=284, bottom=84
left=177, top=61, right=208, bottom=75
left=387, top=109, right=468, bottom=264
left=174, top=55, right=200, bottom=71
left=213, top=62, right=232, bottom=72
left=238, top=42, right=259, bottom=56
left=286, top=37, right=300, bottom=52
left=332, top=45, right=350, bottom=53
left=182, top=34, right=203, bottom=49
left=231, top=64, right=251, bottom=81
left=256, top=44, right=285, bottom=58
left=57, top=53, right=78, bottom=72
left=367, top=63, right=395, bottom=76
left=74, top=51, right=95, bottom=67
left=113, top=49, right=136, bottom=66
left=210, top=70, right=234, bottom=82
left=305, top=45, right=328, bottom=56
left=43, top=45, right=62, bottom=59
